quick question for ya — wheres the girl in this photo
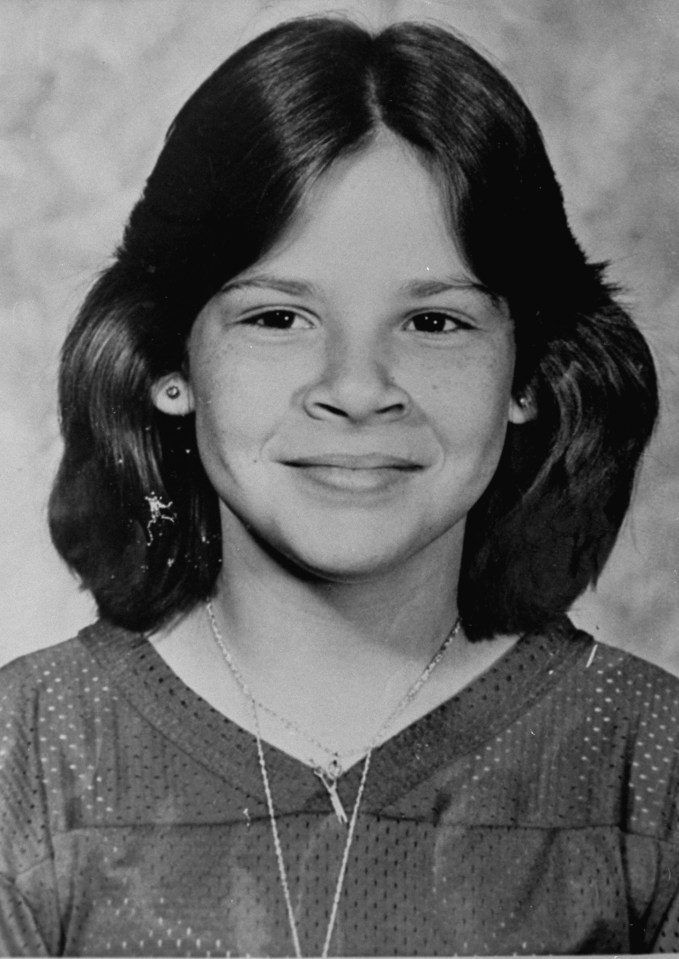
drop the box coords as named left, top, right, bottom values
left=0, top=15, right=674, bottom=957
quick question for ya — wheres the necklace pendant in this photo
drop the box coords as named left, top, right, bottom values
left=327, top=785, right=349, bottom=825
left=314, top=767, right=349, bottom=824
left=328, top=755, right=342, bottom=779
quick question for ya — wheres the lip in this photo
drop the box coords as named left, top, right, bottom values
left=283, top=453, right=422, bottom=470
left=282, top=454, right=422, bottom=494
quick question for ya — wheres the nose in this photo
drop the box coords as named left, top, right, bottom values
left=302, top=331, right=412, bottom=423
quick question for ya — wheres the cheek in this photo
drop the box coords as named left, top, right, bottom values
left=417, top=354, right=515, bottom=454
left=191, top=350, right=295, bottom=464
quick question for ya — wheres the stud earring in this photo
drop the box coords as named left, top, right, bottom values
left=165, top=384, right=181, bottom=400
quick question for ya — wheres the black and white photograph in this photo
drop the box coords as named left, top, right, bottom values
left=1, top=1, right=679, bottom=954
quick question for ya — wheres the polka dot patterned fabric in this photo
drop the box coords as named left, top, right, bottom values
left=1, top=617, right=679, bottom=955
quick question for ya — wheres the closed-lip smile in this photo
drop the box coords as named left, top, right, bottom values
left=283, top=453, right=421, bottom=470
left=281, top=453, right=423, bottom=495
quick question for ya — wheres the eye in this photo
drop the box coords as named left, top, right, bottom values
left=405, top=312, right=472, bottom=334
left=241, top=309, right=313, bottom=330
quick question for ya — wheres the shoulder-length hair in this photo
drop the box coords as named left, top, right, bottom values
left=49, top=17, right=658, bottom=640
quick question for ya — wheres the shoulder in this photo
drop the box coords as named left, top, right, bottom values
left=0, top=628, right=105, bottom=712
left=0, top=630, right=103, bottom=770
left=0, top=633, right=102, bottom=876
left=548, top=627, right=679, bottom=840
left=529, top=619, right=679, bottom=728
left=0, top=623, right=146, bottom=866
left=472, top=621, right=679, bottom=841
left=570, top=634, right=679, bottom=730
left=0, top=621, right=141, bottom=756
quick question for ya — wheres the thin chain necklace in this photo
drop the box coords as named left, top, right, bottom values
left=205, top=601, right=461, bottom=957
left=241, top=622, right=460, bottom=822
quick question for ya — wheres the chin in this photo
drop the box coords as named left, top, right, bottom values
left=222, top=497, right=466, bottom=583
left=276, top=543, right=408, bottom=583
left=267, top=525, right=452, bottom=585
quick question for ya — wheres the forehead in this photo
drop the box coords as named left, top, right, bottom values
left=242, top=135, right=474, bottom=291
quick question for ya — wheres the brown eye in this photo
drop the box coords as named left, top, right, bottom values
left=243, top=310, right=313, bottom=330
left=406, top=312, right=469, bottom=333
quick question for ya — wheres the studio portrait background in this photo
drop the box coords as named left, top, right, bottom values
left=2, top=0, right=678, bottom=672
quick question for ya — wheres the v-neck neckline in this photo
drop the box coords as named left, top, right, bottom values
left=80, top=616, right=591, bottom=817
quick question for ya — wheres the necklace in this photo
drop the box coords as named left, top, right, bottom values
left=205, top=601, right=461, bottom=957
left=247, top=624, right=460, bottom=822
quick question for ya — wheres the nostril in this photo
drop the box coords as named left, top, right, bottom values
left=315, top=402, right=350, bottom=418
left=310, top=399, right=407, bottom=421
left=302, top=365, right=412, bottom=422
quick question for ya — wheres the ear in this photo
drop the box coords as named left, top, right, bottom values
left=151, top=373, right=194, bottom=416
left=508, top=390, right=536, bottom=425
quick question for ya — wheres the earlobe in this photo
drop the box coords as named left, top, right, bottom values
left=508, top=391, right=536, bottom=425
left=151, top=374, right=194, bottom=416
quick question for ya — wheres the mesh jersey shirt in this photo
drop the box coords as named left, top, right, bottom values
left=1, top=616, right=679, bottom=957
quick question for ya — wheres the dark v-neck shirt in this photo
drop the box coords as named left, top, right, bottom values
left=1, top=617, right=679, bottom=956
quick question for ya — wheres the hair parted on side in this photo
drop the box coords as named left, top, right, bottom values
left=49, top=16, right=658, bottom=639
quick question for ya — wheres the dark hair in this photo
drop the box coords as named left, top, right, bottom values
left=49, top=17, right=658, bottom=639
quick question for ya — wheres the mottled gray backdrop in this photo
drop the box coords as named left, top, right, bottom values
left=2, top=0, right=678, bottom=671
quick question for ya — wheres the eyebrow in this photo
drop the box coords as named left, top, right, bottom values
left=398, top=277, right=499, bottom=303
left=219, top=275, right=315, bottom=297
left=219, top=272, right=499, bottom=303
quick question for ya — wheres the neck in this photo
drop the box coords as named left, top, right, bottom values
left=203, top=537, right=462, bottom=758
left=151, top=519, right=516, bottom=767
left=212, top=525, right=461, bottom=683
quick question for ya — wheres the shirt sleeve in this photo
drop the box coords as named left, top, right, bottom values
left=0, top=657, right=61, bottom=956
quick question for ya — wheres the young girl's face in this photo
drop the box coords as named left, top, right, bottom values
left=179, top=136, right=529, bottom=581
